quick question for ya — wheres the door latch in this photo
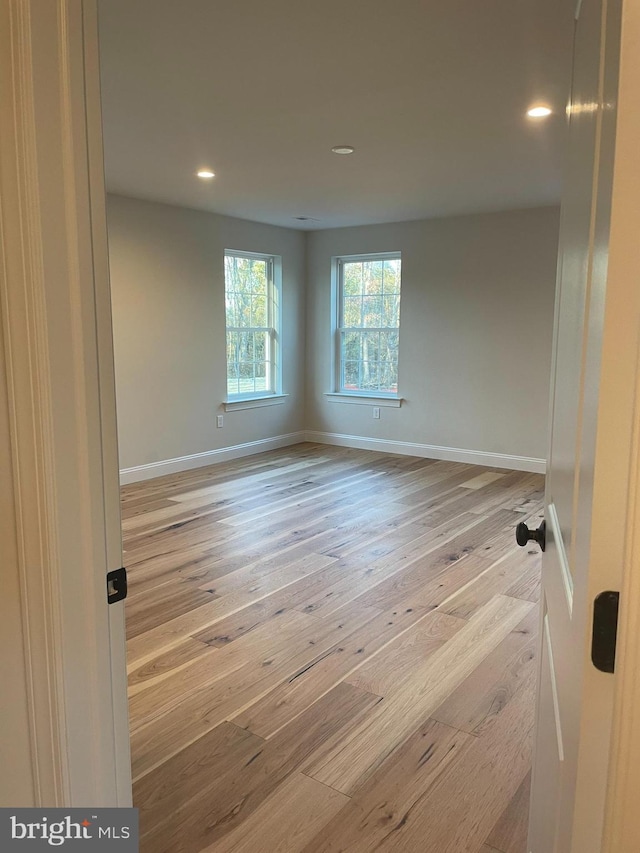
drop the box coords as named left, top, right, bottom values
left=591, top=591, right=619, bottom=673
left=106, top=567, right=128, bottom=604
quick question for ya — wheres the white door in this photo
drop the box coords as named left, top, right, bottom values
left=527, top=0, right=640, bottom=850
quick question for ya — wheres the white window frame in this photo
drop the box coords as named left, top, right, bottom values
left=223, top=249, right=284, bottom=407
left=332, top=251, right=402, bottom=401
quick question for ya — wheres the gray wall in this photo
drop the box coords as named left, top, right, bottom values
left=306, top=207, right=559, bottom=461
left=108, top=198, right=559, bottom=473
left=107, top=195, right=306, bottom=469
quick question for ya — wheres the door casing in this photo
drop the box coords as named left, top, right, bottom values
left=0, top=0, right=131, bottom=806
left=2, top=0, right=640, bottom=842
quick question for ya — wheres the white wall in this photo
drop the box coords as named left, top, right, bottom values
left=306, top=207, right=560, bottom=465
left=107, top=195, right=307, bottom=475
left=108, top=199, right=558, bottom=478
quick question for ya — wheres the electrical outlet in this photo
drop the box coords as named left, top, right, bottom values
left=217, top=414, right=224, bottom=428
left=373, top=407, right=380, bottom=420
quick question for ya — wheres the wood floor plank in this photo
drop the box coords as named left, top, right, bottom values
left=302, top=657, right=537, bottom=853
left=353, top=509, right=522, bottom=611
left=345, top=611, right=465, bottom=696
left=192, top=594, right=300, bottom=648
left=298, top=718, right=471, bottom=853
left=364, top=667, right=535, bottom=852
left=431, top=609, right=538, bottom=735
left=505, top=556, right=542, bottom=603
left=137, top=682, right=381, bottom=853
left=234, top=603, right=433, bottom=739
left=134, top=721, right=264, bottom=840
left=124, top=516, right=236, bottom=563
left=190, top=536, right=429, bottom=648
left=303, top=595, right=534, bottom=795
left=127, top=552, right=337, bottom=668
left=129, top=610, right=314, bottom=730
left=436, top=546, right=540, bottom=620
left=123, top=445, right=544, bottom=852
left=120, top=497, right=176, bottom=520
left=418, top=475, right=542, bottom=530
left=125, top=545, right=226, bottom=593
left=217, top=468, right=389, bottom=529
left=183, top=544, right=324, bottom=593
left=128, top=636, right=212, bottom=696
left=130, top=604, right=381, bottom=779
left=125, top=582, right=218, bottom=640
left=201, top=772, right=349, bottom=853
left=460, top=470, right=506, bottom=490
left=484, top=770, right=532, bottom=853
left=295, top=511, right=496, bottom=617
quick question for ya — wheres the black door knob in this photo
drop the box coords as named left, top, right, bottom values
left=516, top=519, right=546, bottom=552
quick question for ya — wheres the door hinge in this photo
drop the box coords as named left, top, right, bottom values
left=591, top=591, right=619, bottom=673
left=107, top=567, right=128, bottom=604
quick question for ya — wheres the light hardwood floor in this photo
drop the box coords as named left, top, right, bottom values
left=122, top=443, right=544, bottom=853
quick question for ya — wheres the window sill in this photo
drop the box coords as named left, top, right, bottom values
left=224, top=394, right=289, bottom=412
left=325, top=392, right=403, bottom=408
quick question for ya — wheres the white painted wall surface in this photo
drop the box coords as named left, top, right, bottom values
left=107, top=195, right=306, bottom=472
left=306, top=207, right=559, bottom=462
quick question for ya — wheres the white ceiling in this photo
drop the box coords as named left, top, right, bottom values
left=97, top=0, right=575, bottom=230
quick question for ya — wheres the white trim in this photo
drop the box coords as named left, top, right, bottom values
left=547, top=500, right=574, bottom=614
left=334, top=251, right=402, bottom=263
left=120, top=429, right=547, bottom=484
left=224, top=393, right=289, bottom=412
left=224, top=249, right=282, bottom=399
left=325, top=392, right=402, bottom=408
left=604, top=346, right=640, bottom=851
left=333, top=252, right=402, bottom=396
left=601, top=4, right=640, bottom=845
left=119, top=431, right=306, bottom=484
left=305, top=430, right=546, bottom=473
left=543, top=613, right=565, bottom=762
left=0, top=0, right=129, bottom=806
left=82, top=0, right=132, bottom=804
left=0, top=0, right=67, bottom=804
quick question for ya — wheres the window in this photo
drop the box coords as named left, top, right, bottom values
left=224, top=251, right=281, bottom=399
left=336, top=253, right=401, bottom=395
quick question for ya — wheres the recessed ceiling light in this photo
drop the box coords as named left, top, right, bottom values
left=527, top=106, right=552, bottom=118
left=197, top=169, right=215, bottom=179
left=331, top=145, right=355, bottom=155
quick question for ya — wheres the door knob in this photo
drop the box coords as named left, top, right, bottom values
left=516, top=519, right=546, bottom=552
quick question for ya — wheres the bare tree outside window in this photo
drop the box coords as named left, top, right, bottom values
left=224, top=252, right=280, bottom=397
left=338, top=254, right=401, bottom=394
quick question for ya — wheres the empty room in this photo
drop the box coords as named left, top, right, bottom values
left=100, top=1, right=561, bottom=850
left=4, top=1, right=640, bottom=852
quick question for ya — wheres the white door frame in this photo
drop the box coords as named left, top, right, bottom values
left=0, top=0, right=131, bottom=806
left=599, top=2, right=640, bottom=848
left=2, top=0, right=640, bottom=840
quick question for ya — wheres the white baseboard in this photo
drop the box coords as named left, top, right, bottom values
left=120, top=429, right=546, bottom=484
left=304, top=430, right=546, bottom=474
left=119, top=431, right=306, bottom=484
